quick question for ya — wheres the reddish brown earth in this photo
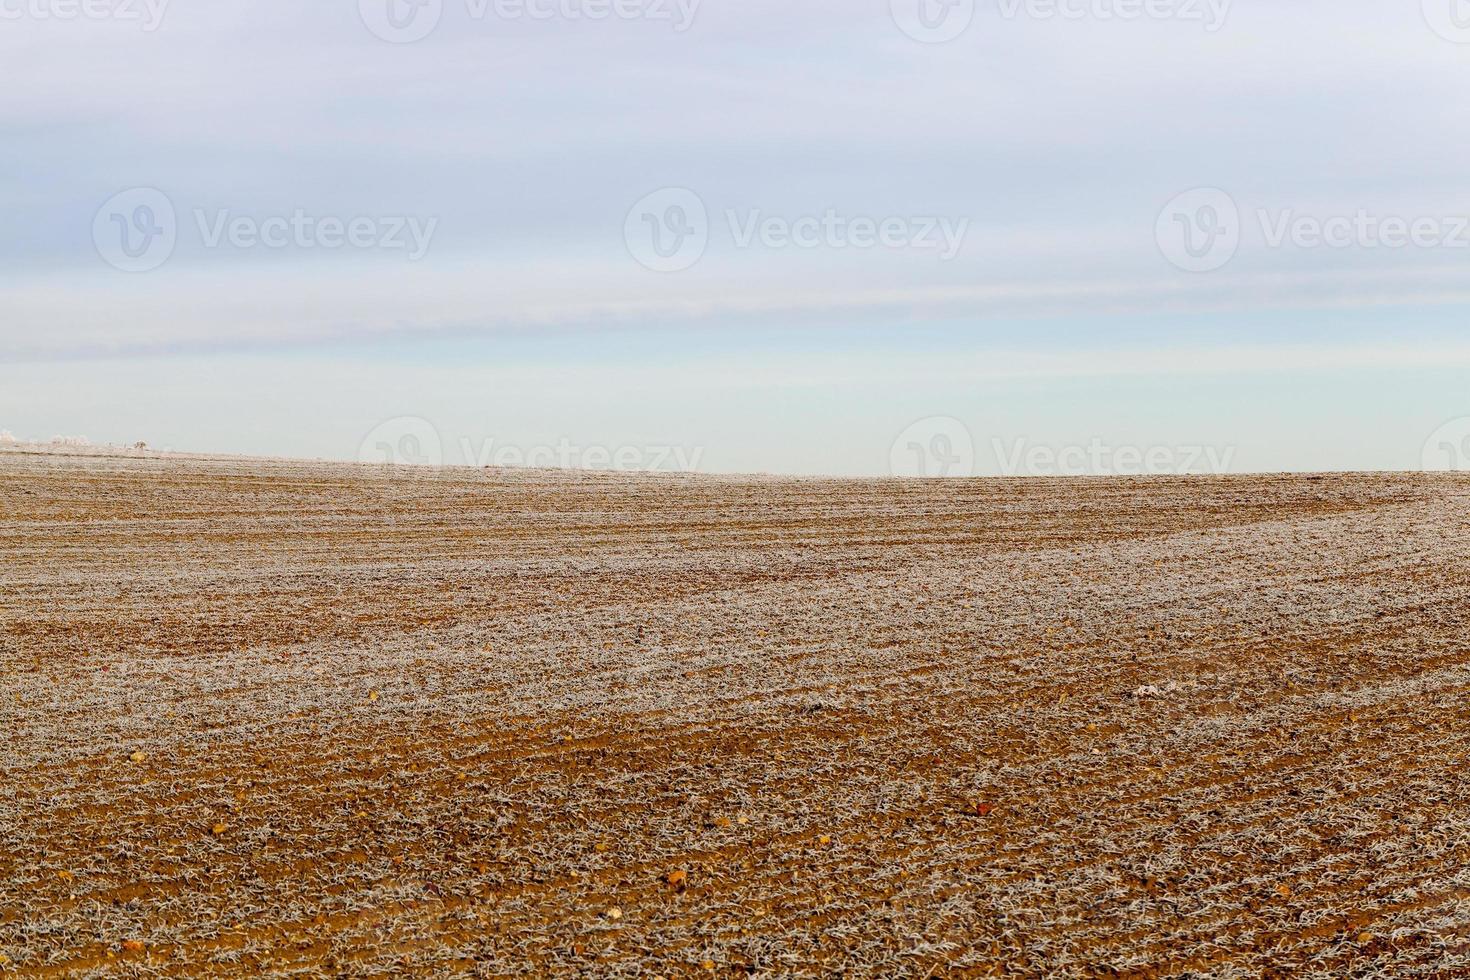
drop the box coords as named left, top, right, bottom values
left=3, top=447, right=1470, bottom=977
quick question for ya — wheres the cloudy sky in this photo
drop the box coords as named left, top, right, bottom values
left=3, top=0, right=1469, bottom=474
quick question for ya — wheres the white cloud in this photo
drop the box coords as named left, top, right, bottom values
left=4, top=0, right=1469, bottom=356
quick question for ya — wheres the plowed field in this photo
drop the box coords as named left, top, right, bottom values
left=4, top=448, right=1470, bottom=977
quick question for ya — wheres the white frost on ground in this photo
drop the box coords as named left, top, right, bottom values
left=2, top=454, right=1469, bottom=976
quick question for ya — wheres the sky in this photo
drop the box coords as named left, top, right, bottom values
left=2, top=0, right=1470, bottom=475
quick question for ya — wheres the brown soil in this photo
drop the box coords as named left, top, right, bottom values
left=3, top=448, right=1469, bottom=977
